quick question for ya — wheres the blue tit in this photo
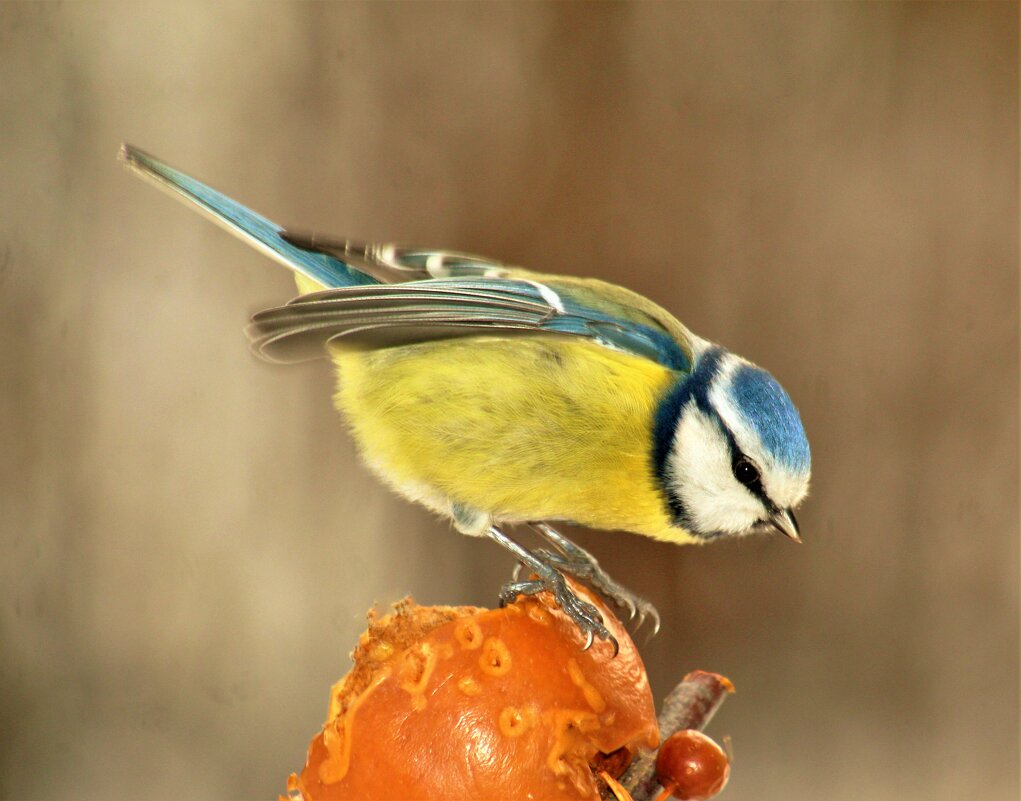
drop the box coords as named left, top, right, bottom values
left=121, top=144, right=810, bottom=652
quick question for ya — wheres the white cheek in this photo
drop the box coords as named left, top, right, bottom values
left=762, top=469, right=811, bottom=510
left=668, top=405, right=762, bottom=535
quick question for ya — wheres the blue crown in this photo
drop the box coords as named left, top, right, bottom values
left=730, top=365, right=810, bottom=474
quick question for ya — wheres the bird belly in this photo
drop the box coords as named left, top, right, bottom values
left=329, top=337, right=684, bottom=541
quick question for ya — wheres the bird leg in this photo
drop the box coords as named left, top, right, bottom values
left=529, top=522, right=661, bottom=637
left=486, top=525, right=618, bottom=654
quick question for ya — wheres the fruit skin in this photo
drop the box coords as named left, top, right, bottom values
left=294, top=587, right=658, bottom=801
left=654, top=730, right=730, bottom=801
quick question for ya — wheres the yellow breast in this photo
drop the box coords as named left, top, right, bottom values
left=328, top=336, right=692, bottom=543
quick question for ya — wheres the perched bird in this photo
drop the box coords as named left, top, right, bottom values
left=120, top=145, right=810, bottom=652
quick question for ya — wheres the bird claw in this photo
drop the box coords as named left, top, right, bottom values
left=533, top=546, right=660, bottom=639
left=499, top=570, right=618, bottom=655
left=633, top=598, right=661, bottom=638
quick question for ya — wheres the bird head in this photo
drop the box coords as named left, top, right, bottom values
left=654, top=348, right=811, bottom=542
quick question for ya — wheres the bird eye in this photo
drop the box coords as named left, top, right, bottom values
left=734, top=458, right=760, bottom=488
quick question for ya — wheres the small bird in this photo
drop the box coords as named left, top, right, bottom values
left=121, top=145, right=810, bottom=652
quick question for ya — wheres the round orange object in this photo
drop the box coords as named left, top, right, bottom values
left=654, top=730, right=730, bottom=800
left=288, top=587, right=659, bottom=801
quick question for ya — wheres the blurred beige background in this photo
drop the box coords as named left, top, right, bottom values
left=1, top=2, right=1017, bottom=799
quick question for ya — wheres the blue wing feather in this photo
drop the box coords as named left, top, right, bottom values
left=119, top=144, right=376, bottom=289
left=122, top=145, right=692, bottom=372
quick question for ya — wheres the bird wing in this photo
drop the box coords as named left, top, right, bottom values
left=248, top=276, right=695, bottom=372
left=279, top=231, right=516, bottom=283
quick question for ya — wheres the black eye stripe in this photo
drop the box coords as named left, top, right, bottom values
left=721, top=426, right=779, bottom=513
left=731, top=453, right=780, bottom=516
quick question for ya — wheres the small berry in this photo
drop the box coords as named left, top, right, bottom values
left=654, top=729, right=730, bottom=800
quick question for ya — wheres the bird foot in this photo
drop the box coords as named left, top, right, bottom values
left=532, top=547, right=661, bottom=637
left=528, top=522, right=661, bottom=637
left=500, top=568, right=618, bottom=655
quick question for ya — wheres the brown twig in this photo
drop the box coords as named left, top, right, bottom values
left=605, top=670, right=734, bottom=801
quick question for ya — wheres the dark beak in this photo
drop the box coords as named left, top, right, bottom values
left=771, top=508, right=802, bottom=543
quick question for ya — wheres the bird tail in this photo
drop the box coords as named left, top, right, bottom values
left=118, top=144, right=377, bottom=290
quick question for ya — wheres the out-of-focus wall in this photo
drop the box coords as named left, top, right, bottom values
left=1, top=3, right=1016, bottom=799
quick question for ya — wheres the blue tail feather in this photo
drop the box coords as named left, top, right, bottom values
left=119, top=144, right=377, bottom=289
